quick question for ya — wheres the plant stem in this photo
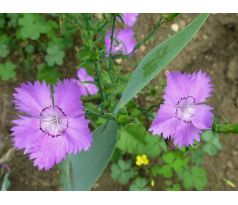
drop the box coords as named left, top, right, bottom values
left=215, top=124, right=238, bottom=134
left=86, top=109, right=116, bottom=120
left=95, top=62, right=105, bottom=101
left=81, top=94, right=101, bottom=102
left=108, top=15, right=116, bottom=82
left=133, top=16, right=164, bottom=52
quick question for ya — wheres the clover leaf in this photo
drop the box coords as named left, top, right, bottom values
left=201, top=130, right=222, bottom=156
left=111, top=159, right=137, bottom=185
left=18, top=14, right=47, bottom=40
left=45, top=43, right=65, bottom=66
left=0, top=43, right=9, bottom=58
left=129, top=177, right=150, bottom=191
left=117, top=122, right=166, bottom=158
left=182, top=166, right=207, bottom=190
left=160, top=152, right=189, bottom=178
left=0, top=61, right=16, bottom=81
left=37, top=64, right=60, bottom=84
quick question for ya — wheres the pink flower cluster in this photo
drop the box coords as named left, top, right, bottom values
left=105, top=13, right=139, bottom=56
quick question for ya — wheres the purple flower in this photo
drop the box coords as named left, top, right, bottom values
left=149, top=71, right=213, bottom=147
left=122, top=13, right=139, bottom=27
left=12, top=80, right=92, bottom=170
left=105, top=27, right=136, bottom=56
left=76, top=68, right=99, bottom=96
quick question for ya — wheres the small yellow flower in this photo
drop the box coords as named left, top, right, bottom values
left=135, top=154, right=150, bottom=166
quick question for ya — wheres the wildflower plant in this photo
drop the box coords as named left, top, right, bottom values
left=1, top=13, right=238, bottom=191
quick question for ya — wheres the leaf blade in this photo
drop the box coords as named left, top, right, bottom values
left=59, top=120, right=118, bottom=191
left=114, top=14, right=209, bottom=112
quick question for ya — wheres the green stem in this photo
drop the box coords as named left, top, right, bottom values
left=133, top=16, right=164, bottom=51
left=108, top=15, right=116, bottom=82
left=95, top=62, right=105, bottom=101
left=86, top=109, right=116, bottom=120
left=81, top=94, right=101, bottom=102
left=215, top=124, right=238, bottom=134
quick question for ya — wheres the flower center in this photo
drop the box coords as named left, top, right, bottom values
left=175, top=96, right=196, bottom=123
left=40, top=106, right=69, bottom=137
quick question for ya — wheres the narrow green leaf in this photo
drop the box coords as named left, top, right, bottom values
left=59, top=120, right=118, bottom=191
left=1, top=173, right=10, bottom=191
left=114, top=14, right=209, bottom=112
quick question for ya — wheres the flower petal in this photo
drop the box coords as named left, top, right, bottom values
left=190, top=71, right=213, bottom=103
left=77, top=68, right=88, bottom=81
left=11, top=116, right=42, bottom=152
left=29, top=135, right=69, bottom=170
left=192, top=104, right=213, bottom=129
left=87, top=84, right=99, bottom=95
left=65, top=116, right=93, bottom=154
left=122, top=13, right=139, bottom=27
left=13, top=81, right=52, bottom=117
left=173, top=123, right=201, bottom=147
left=53, top=79, right=84, bottom=117
left=164, top=72, right=192, bottom=105
left=117, top=28, right=136, bottom=55
left=149, top=104, right=179, bottom=138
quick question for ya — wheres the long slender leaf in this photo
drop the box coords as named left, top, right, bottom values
left=114, top=14, right=209, bottom=112
left=60, top=120, right=118, bottom=191
left=1, top=173, right=10, bottom=191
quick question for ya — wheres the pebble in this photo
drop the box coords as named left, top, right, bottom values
left=94, top=13, right=103, bottom=20
left=232, top=151, right=238, bottom=156
left=203, top=34, right=208, bottom=40
left=227, top=56, right=238, bottom=81
left=171, top=23, right=179, bottom=32
left=140, top=34, right=145, bottom=40
left=140, top=45, right=146, bottom=52
left=115, top=58, right=123, bottom=65
left=227, top=160, right=234, bottom=169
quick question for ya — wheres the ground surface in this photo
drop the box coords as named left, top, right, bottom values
left=0, top=14, right=238, bottom=190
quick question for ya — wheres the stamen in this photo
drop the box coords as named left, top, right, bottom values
left=175, top=96, right=196, bottom=123
left=40, top=106, right=69, bottom=137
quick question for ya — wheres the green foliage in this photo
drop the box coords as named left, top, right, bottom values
left=0, top=61, right=16, bottom=81
left=191, top=148, right=204, bottom=166
left=129, top=177, right=150, bottom=191
left=37, top=64, right=60, bottom=84
left=45, top=43, right=65, bottom=66
left=117, top=122, right=167, bottom=158
left=159, top=152, right=189, bottom=178
left=111, top=160, right=137, bottom=185
left=60, top=121, right=118, bottom=191
left=166, top=184, right=181, bottom=191
left=1, top=173, right=10, bottom=191
left=18, top=14, right=47, bottom=40
left=0, top=35, right=10, bottom=58
left=0, top=43, right=9, bottom=58
left=201, top=130, right=222, bottom=156
left=182, top=166, right=208, bottom=190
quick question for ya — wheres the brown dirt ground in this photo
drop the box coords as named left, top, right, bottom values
left=0, top=14, right=238, bottom=190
